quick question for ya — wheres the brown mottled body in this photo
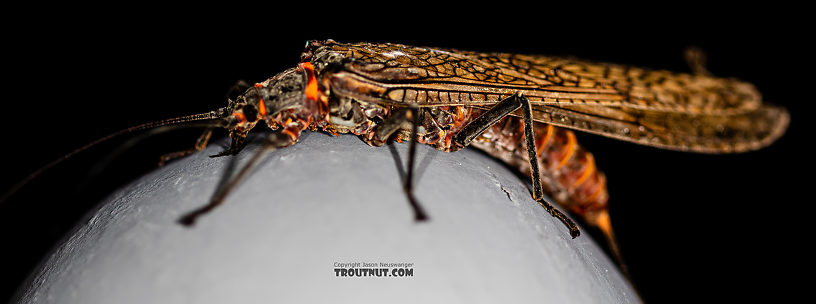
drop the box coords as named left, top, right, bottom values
left=252, top=39, right=781, bottom=272
left=4, top=39, right=790, bottom=284
left=215, top=39, right=790, bottom=245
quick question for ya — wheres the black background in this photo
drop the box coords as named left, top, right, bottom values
left=1, top=6, right=810, bottom=303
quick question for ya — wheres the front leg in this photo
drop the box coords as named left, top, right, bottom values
left=453, top=93, right=580, bottom=238
left=372, top=107, right=429, bottom=221
left=178, top=131, right=297, bottom=226
left=210, top=130, right=249, bottom=158
left=158, top=128, right=214, bottom=166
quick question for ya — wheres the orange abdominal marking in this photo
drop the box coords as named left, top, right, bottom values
left=572, top=153, right=596, bottom=188
left=557, top=131, right=577, bottom=170
left=536, top=124, right=554, bottom=156
left=585, top=174, right=607, bottom=203
left=594, top=211, right=612, bottom=237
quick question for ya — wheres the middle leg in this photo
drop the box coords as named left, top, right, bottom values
left=373, top=107, right=428, bottom=221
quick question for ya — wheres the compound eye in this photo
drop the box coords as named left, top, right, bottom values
left=243, top=104, right=258, bottom=122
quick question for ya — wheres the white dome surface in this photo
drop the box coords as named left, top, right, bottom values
left=15, top=132, right=638, bottom=304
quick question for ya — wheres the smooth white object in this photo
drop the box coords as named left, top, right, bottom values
left=15, top=132, right=639, bottom=303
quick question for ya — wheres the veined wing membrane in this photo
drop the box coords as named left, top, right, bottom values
left=518, top=104, right=789, bottom=153
left=330, top=68, right=789, bottom=153
left=331, top=42, right=762, bottom=115
left=321, top=41, right=787, bottom=152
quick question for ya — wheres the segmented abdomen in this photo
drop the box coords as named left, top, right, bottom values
left=468, top=111, right=608, bottom=218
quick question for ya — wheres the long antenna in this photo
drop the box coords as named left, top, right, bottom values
left=0, top=108, right=231, bottom=204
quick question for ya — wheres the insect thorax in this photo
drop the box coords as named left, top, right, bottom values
left=324, top=94, right=472, bottom=152
left=326, top=95, right=387, bottom=135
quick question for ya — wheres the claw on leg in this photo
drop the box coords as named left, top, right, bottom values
left=209, top=134, right=247, bottom=158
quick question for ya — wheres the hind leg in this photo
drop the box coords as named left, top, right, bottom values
left=453, top=93, right=580, bottom=238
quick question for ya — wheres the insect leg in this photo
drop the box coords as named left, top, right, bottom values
left=158, top=128, right=214, bottom=166
left=404, top=108, right=428, bottom=221
left=178, top=132, right=293, bottom=226
left=453, top=95, right=524, bottom=147
left=210, top=131, right=248, bottom=157
left=373, top=108, right=429, bottom=221
left=371, top=108, right=410, bottom=145
left=198, top=80, right=257, bottom=159
left=453, top=93, right=580, bottom=238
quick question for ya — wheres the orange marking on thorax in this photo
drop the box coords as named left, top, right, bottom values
left=233, top=112, right=247, bottom=122
left=300, top=62, right=320, bottom=103
left=253, top=83, right=268, bottom=119
left=300, top=62, right=329, bottom=120
left=258, top=99, right=267, bottom=118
